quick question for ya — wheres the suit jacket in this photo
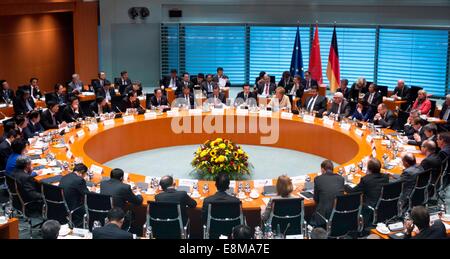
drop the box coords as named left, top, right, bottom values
left=313, top=171, right=345, bottom=219
left=155, top=187, right=197, bottom=225
left=40, top=109, right=61, bottom=130
left=202, top=191, right=240, bottom=224
left=149, top=95, right=169, bottom=108
left=207, top=93, right=226, bottom=105
left=374, top=110, right=396, bottom=128
left=349, top=84, right=368, bottom=102
left=235, top=91, right=258, bottom=106
left=407, top=127, right=427, bottom=146
left=363, top=92, right=383, bottom=110
left=393, top=86, right=411, bottom=101
left=62, top=105, right=84, bottom=123
left=213, top=75, right=231, bottom=87
left=178, top=81, right=194, bottom=95
left=0, top=89, right=14, bottom=104
left=278, top=77, right=294, bottom=89
left=303, top=95, right=327, bottom=117
left=23, top=122, right=44, bottom=140
left=326, top=100, right=351, bottom=117
left=89, top=102, right=112, bottom=116
left=301, top=79, right=318, bottom=90
left=160, top=76, right=181, bottom=89
left=420, top=153, right=442, bottom=184
left=13, top=97, right=35, bottom=115
left=336, top=87, right=350, bottom=100
left=96, top=86, right=116, bottom=101
left=400, top=164, right=424, bottom=201
left=21, top=85, right=42, bottom=99
left=48, top=92, right=69, bottom=106
left=439, top=103, right=450, bottom=123
left=345, top=173, right=389, bottom=208
left=67, top=81, right=84, bottom=93
left=177, top=93, right=195, bottom=109
left=114, top=78, right=132, bottom=95
left=59, top=172, right=89, bottom=211
left=92, top=79, right=111, bottom=92
left=100, top=178, right=143, bottom=209
left=92, top=223, right=134, bottom=239
left=12, top=168, right=41, bottom=202
left=406, top=220, right=447, bottom=239
left=201, top=81, right=217, bottom=95
left=257, top=82, right=276, bottom=96
left=121, top=97, right=145, bottom=114
left=286, top=84, right=305, bottom=98
left=0, top=140, right=12, bottom=170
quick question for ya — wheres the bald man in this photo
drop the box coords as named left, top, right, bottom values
left=392, top=80, right=411, bottom=110
left=373, top=103, right=396, bottom=128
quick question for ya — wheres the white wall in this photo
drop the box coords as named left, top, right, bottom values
left=99, top=0, right=450, bottom=88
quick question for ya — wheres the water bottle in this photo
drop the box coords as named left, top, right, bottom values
left=264, top=223, right=273, bottom=239
left=146, top=225, right=153, bottom=239
left=203, top=183, right=209, bottom=194
left=93, top=220, right=102, bottom=229
left=254, top=226, right=263, bottom=239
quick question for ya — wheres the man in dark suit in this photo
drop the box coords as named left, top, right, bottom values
left=201, top=74, right=216, bottom=95
left=21, top=78, right=42, bottom=101
left=96, top=81, right=116, bottom=103
left=438, top=132, right=450, bottom=159
left=207, top=85, right=226, bottom=105
left=62, top=97, right=85, bottom=123
left=213, top=67, right=231, bottom=87
left=404, top=206, right=447, bottom=239
left=160, top=69, right=181, bottom=90
left=121, top=90, right=145, bottom=114
left=100, top=168, right=143, bottom=210
left=420, top=140, right=442, bottom=193
left=23, top=110, right=44, bottom=140
left=286, top=75, right=305, bottom=99
left=235, top=85, right=257, bottom=106
left=92, top=207, right=134, bottom=239
left=439, top=94, right=450, bottom=131
left=406, top=118, right=429, bottom=146
left=177, top=86, right=195, bottom=109
left=12, top=156, right=42, bottom=205
left=179, top=73, right=194, bottom=95
left=155, top=175, right=197, bottom=225
left=373, top=103, right=396, bottom=128
left=0, top=130, right=19, bottom=170
left=89, top=96, right=112, bottom=116
left=323, top=92, right=351, bottom=118
left=278, top=71, right=293, bottom=90
left=362, top=83, right=383, bottom=121
left=114, top=71, right=133, bottom=96
left=67, top=74, right=85, bottom=94
left=13, top=89, right=35, bottom=115
left=202, top=173, right=240, bottom=224
left=311, top=160, right=344, bottom=227
left=391, top=80, right=411, bottom=111
left=257, top=74, right=276, bottom=97
left=0, top=80, right=15, bottom=104
left=91, top=72, right=111, bottom=93
left=336, top=79, right=350, bottom=100
left=302, top=71, right=318, bottom=90
left=48, top=83, right=69, bottom=106
left=303, top=86, right=327, bottom=117
left=149, top=88, right=169, bottom=109
left=59, top=163, right=89, bottom=226
left=399, top=153, right=424, bottom=205
left=41, top=102, right=65, bottom=130
left=344, top=158, right=389, bottom=226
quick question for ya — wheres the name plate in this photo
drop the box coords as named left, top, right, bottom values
left=291, top=175, right=306, bottom=185
left=323, top=119, right=334, bottom=127
left=76, top=130, right=85, bottom=138
left=280, top=112, right=293, bottom=120
left=366, top=135, right=373, bottom=144
left=340, top=123, right=351, bottom=131
left=166, top=110, right=179, bottom=117
left=372, top=149, right=377, bottom=158
left=123, top=115, right=135, bottom=123
left=144, top=112, right=157, bottom=120
left=69, top=136, right=75, bottom=144
left=178, top=179, right=198, bottom=187
left=87, top=124, right=98, bottom=132
left=66, top=150, right=73, bottom=159
left=236, top=109, right=248, bottom=116
left=303, top=115, right=315, bottom=123
left=344, top=164, right=355, bottom=173
left=259, top=110, right=272, bottom=117
left=355, top=128, right=364, bottom=137
left=229, top=180, right=236, bottom=189
left=253, top=179, right=273, bottom=188
left=188, top=109, right=203, bottom=116
left=103, top=119, right=115, bottom=127
left=211, top=109, right=225, bottom=115
left=90, top=164, right=103, bottom=175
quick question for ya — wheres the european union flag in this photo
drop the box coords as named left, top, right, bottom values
left=290, top=26, right=304, bottom=79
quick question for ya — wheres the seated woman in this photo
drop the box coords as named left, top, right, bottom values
left=261, top=175, right=294, bottom=222
left=268, top=87, right=292, bottom=112
left=411, top=90, right=432, bottom=115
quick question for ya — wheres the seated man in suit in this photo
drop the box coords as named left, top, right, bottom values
left=303, top=85, right=327, bottom=117
left=373, top=103, right=396, bottom=128
left=420, top=140, right=442, bottom=190
left=437, top=132, right=450, bottom=159
left=257, top=74, right=276, bottom=97
left=59, top=163, right=90, bottom=226
left=213, top=67, right=231, bottom=87
left=92, top=207, right=134, bottom=239
left=404, top=206, right=447, bottom=239
left=348, top=77, right=368, bottom=104
left=336, top=79, right=350, bottom=100
left=323, top=92, right=350, bottom=118
left=302, top=71, right=318, bottom=90
left=403, top=118, right=426, bottom=146
left=92, top=71, right=111, bottom=93
left=22, top=78, right=42, bottom=101
left=124, top=81, right=143, bottom=97
left=268, top=87, right=291, bottom=112
left=398, top=153, right=424, bottom=206
left=155, top=175, right=197, bottom=226
left=160, top=69, right=181, bottom=90
left=234, top=84, right=257, bottom=106
left=178, top=73, right=194, bottom=95
left=207, top=85, right=226, bottom=106
left=202, top=173, right=240, bottom=224
left=286, top=75, right=305, bottom=100
left=391, top=80, right=411, bottom=111
left=0, top=130, right=19, bottom=171
left=89, top=96, right=112, bottom=116
left=23, top=110, right=44, bottom=140
left=0, top=80, right=15, bottom=104
left=310, top=160, right=344, bottom=227
left=12, top=156, right=42, bottom=210
left=67, top=74, right=85, bottom=94
left=62, top=97, right=85, bottom=123
left=202, top=74, right=216, bottom=95
left=149, top=88, right=169, bottom=109
left=278, top=71, right=293, bottom=90
left=49, top=83, right=69, bottom=106
left=177, top=85, right=195, bottom=109
left=362, top=83, right=382, bottom=121
left=41, top=101, right=66, bottom=130
left=100, top=168, right=143, bottom=210
left=194, top=73, right=205, bottom=86
left=121, top=90, right=145, bottom=114
left=439, top=94, right=450, bottom=131
left=96, top=81, right=116, bottom=103
left=115, top=71, right=133, bottom=96
left=344, top=158, right=389, bottom=226
left=15, top=115, right=28, bottom=139
left=13, top=89, right=35, bottom=115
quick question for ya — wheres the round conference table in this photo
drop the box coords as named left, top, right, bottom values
left=32, top=108, right=424, bottom=237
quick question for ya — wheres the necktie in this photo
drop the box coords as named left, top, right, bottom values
left=244, top=93, right=248, bottom=100
left=208, top=83, right=212, bottom=93
left=368, top=93, right=374, bottom=104
left=443, top=108, right=450, bottom=121
left=265, top=84, right=269, bottom=95
left=26, top=100, right=32, bottom=111
left=51, top=113, right=56, bottom=125
left=308, top=97, right=317, bottom=112
left=99, top=105, right=103, bottom=114
left=337, top=103, right=341, bottom=114
left=158, top=98, right=161, bottom=106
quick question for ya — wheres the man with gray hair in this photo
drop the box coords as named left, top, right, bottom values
left=12, top=155, right=42, bottom=208
left=399, top=153, right=423, bottom=205
left=68, top=73, right=84, bottom=94
left=257, top=74, right=276, bottom=97
left=323, top=91, right=350, bottom=118
left=439, top=94, right=450, bottom=131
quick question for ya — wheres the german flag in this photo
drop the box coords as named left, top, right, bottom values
left=326, top=26, right=340, bottom=93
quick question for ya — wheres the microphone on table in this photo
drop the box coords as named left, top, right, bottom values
left=115, top=106, right=123, bottom=113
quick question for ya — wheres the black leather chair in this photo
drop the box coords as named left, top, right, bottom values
left=407, top=169, right=432, bottom=212
left=436, top=156, right=450, bottom=203
left=0, top=170, right=9, bottom=213
left=377, top=85, right=389, bottom=97
left=204, top=200, right=244, bottom=239
left=429, top=100, right=436, bottom=117
left=267, top=198, right=305, bottom=236
left=369, top=181, right=403, bottom=225
left=84, top=192, right=113, bottom=231
left=145, top=201, right=188, bottom=239
left=429, top=156, right=447, bottom=201
left=393, top=110, right=409, bottom=131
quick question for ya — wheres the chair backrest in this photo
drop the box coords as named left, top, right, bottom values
left=394, top=110, right=409, bottom=131
left=5, top=175, right=23, bottom=213
left=145, top=93, right=155, bottom=108
left=0, top=170, right=5, bottom=186
left=85, top=192, right=113, bottom=230
left=409, top=169, right=432, bottom=210
left=409, top=86, right=423, bottom=103
left=327, top=192, right=362, bottom=238
left=437, top=156, right=449, bottom=193
left=377, top=85, right=388, bottom=97
left=373, top=181, right=403, bottom=224
left=207, top=200, right=243, bottom=239
left=41, top=183, right=70, bottom=225
left=429, top=100, right=436, bottom=117
left=147, top=201, right=184, bottom=239
left=268, top=198, right=304, bottom=235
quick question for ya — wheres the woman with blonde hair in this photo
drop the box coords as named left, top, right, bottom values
left=261, top=175, right=294, bottom=221
left=412, top=90, right=432, bottom=115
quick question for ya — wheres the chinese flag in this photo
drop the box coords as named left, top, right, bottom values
left=327, top=26, right=340, bottom=93
left=309, top=24, right=323, bottom=84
